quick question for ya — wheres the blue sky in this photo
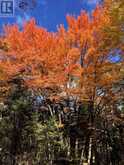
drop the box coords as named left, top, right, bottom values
left=0, top=0, right=100, bottom=32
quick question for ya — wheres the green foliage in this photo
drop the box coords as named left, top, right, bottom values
left=0, top=80, right=68, bottom=164
left=33, top=117, right=67, bottom=164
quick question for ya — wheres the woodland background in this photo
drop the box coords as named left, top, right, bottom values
left=0, top=0, right=124, bottom=164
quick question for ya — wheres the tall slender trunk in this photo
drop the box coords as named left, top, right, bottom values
left=80, top=144, right=85, bottom=165
left=84, top=136, right=90, bottom=162
left=75, top=138, right=79, bottom=159
left=88, top=138, right=92, bottom=165
left=67, top=137, right=71, bottom=158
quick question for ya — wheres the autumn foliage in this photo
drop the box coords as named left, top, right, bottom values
left=0, top=6, right=123, bottom=103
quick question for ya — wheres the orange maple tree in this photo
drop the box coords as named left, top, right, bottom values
left=0, top=6, right=123, bottom=108
left=64, top=6, right=123, bottom=117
